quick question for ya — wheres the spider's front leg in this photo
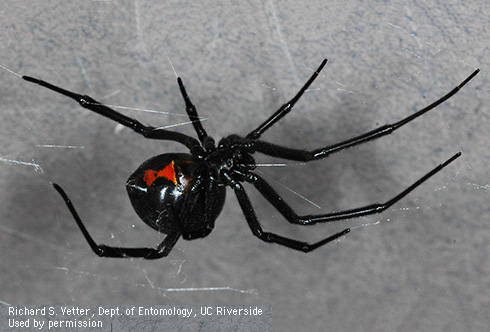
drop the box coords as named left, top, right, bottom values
left=53, top=184, right=180, bottom=259
left=247, top=59, right=328, bottom=140
left=250, top=68, right=479, bottom=161
left=245, top=152, right=460, bottom=225
left=223, top=172, right=350, bottom=252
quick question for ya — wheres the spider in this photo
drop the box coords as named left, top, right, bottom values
left=22, top=59, right=479, bottom=259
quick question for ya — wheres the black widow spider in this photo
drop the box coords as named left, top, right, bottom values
left=23, top=59, right=479, bottom=259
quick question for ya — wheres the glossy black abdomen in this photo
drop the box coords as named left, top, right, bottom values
left=126, top=153, right=226, bottom=238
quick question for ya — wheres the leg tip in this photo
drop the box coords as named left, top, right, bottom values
left=22, top=75, right=40, bottom=84
left=52, top=183, right=69, bottom=201
left=460, top=69, right=480, bottom=88
left=442, top=151, right=462, bottom=168
left=317, top=59, right=328, bottom=72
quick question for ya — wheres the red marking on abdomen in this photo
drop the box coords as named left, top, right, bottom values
left=143, top=161, right=177, bottom=186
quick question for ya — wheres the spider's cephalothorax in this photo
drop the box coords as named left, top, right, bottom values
left=22, top=60, right=479, bottom=259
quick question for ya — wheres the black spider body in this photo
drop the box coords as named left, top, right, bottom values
left=126, top=135, right=256, bottom=240
left=126, top=153, right=225, bottom=240
left=22, top=60, right=479, bottom=259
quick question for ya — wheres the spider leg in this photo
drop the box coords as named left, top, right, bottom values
left=246, top=152, right=460, bottom=225
left=230, top=178, right=350, bottom=252
left=246, top=59, right=328, bottom=140
left=177, top=77, right=215, bottom=150
left=22, top=76, right=202, bottom=153
left=53, top=183, right=180, bottom=259
left=251, top=68, right=479, bottom=161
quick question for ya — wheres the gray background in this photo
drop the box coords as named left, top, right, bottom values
left=1, top=1, right=488, bottom=331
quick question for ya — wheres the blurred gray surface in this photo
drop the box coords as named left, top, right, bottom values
left=1, top=1, right=488, bottom=331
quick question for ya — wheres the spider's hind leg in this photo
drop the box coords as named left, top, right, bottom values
left=53, top=183, right=180, bottom=259
left=177, top=77, right=215, bottom=150
left=22, top=75, right=202, bottom=152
